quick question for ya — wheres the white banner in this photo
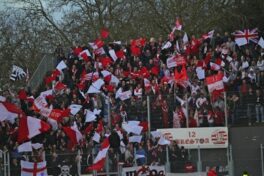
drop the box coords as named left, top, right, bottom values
left=122, top=166, right=165, bottom=176
left=157, top=127, right=228, bottom=149
left=166, top=56, right=177, bottom=68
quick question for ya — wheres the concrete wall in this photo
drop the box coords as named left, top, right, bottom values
left=230, top=126, right=264, bottom=176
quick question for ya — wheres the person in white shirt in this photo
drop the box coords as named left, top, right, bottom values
left=257, top=56, right=264, bottom=71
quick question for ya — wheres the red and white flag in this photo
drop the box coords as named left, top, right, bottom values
left=18, top=116, right=50, bottom=143
left=62, top=122, right=83, bottom=145
left=233, top=28, right=258, bottom=46
left=32, top=96, right=48, bottom=112
left=0, top=102, right=23, bottom=123
left=144, top=78, right=151, bottom=90
left=21, top=160, right=47, bottom=176
left=56, top=60, right=67, bottom=72
left=54, top=82, right=67, bottom=91
left=206, top=73, right=225, bottom=101
left=118, top=90, right=132, bottom=101
left=79, top=49, right=91, bottom=62
left=167, top=54, right=186, bottom=69
left=86, top=137, right=110, bottom=171
left=206, top=73, right=224, bottom=93
left=202, top=30, right=214, bottom=40
left=109, top=49, right=118, bottom=62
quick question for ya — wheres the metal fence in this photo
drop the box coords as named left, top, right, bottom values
left=0, top=150, right=10, bottom=176
left=27, top=54, right=57, bottom=91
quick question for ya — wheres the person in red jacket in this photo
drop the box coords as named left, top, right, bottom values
left=207, top=167, right=217, bottom=176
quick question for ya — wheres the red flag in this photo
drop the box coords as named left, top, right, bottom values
left=18, top=89, right=27, bottom=100
left=73, top=47, right=83, bottom=56
left=175, top=66, right=188, bottom=81
left=130, top=46, right=141, bottom=56
left=84, top=123, right=94, bottom=134
left=100, top=57, right=112, bottom=68
left=139, top=121, right=148, bottom=132
left=115, top=50, right=124, bottom=58
left=54, top=82, right=67, bottom=91
left=95, top=39, right=104, bottom=48
left=96, top=119, right=104, bottom=133
left=100, top=28, right=109, bottom=39
left=62, top=123, right=83, bottom=145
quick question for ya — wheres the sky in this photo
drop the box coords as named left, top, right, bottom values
left=0, top=0, right=64, bottom=21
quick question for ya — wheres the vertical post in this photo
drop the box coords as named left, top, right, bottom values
left=134, top=147, right=137, bottom=166
left=197, top=145, right=202, bottom=173
left=118, top=162, right=124, bottom=176
left=106, top=153, right=110, bottom=176
left=107, top=97, right=111, bottom=129
left=261, top=144, right=264, bottom=176
left=165, top=145, right=171, bottom=173
left=229, top=145, right=234, bottom=176
left=92, top=148, right=97, bottom=176
left=147, top=96, right=151, bottom=137
left=77, top=150, right=81, bottom=176
left=185, top=96, right=189, bottom=128
left=3, top=151, right=6, bottom=176
left=224, top=92, right=228, bottom=127
left=7, top=152, right=10, bottom=176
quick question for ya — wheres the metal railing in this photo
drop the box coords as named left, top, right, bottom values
left=0, top=150, right=10, bottom=176
left=27, top=53, right=57, bottom=90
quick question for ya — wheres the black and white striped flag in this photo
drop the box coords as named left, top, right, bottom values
left=10, top=65, right=26, bottom=81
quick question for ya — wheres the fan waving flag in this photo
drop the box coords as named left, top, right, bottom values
left=62, top=122, right=83, bottom=145
left=0, top=102, right=23, bottom=123
left=18, top=116, right=51, bottom=143
left=202, top=30, right=214, bottom=40
left=10, top=65, right=26, bottom=81
left=233, top=28, right=258, bottom=46
left=206, top=73, right=225, bottom=101
left=86, top=137, right=110, bottom=172
left=21, top=160, right=47, bottom=176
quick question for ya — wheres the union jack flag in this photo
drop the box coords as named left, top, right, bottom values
left=233, top=28, right=259, bottom=43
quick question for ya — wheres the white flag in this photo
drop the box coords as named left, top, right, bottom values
left=129, top=135, right=142, bottom=143
left=158, top=136, right=171, bottom=145
left=235, top=38, right=247, bottom=46
left=56, top=61, right=67, bottom=71
left=92, top=132, right=101, bottom=143
left=85, top=110, right=97, bottom=122
left=21, top=160, right=47, bottom=176
left=161, top=41, right=172, bottom=50
left=258, top=37, right=264, bottom=48
left=183, top=32, right=188, bottom=44
left=18, top=141, right=32, bottom=153
left=109, top=49, right=118, bottom=62
left=69, top=104, right=82, bottom=115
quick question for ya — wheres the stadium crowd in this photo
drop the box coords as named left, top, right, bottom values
left=0, top=29, right=264, bottom=175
